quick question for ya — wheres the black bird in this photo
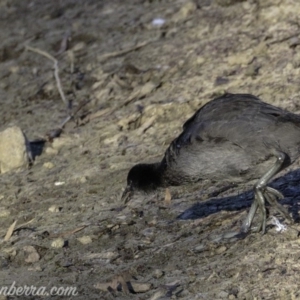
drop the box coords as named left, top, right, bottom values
left=122, top=93, right=299, bottom=233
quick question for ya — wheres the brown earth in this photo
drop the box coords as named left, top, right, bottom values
left=1, top=0, right=300, bottom=299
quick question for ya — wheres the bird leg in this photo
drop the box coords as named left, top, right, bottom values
left=264, top=187, right=293, bottom=222
left=247, top=188, right=283, bottom=233
left=242, top=151, right=291, bottom=234
left=242, top=195, right=259, bottom=232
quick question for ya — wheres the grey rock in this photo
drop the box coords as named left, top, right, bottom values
left=0, top=126, right=32, bottom=173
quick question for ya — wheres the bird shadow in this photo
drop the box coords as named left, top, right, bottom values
left=30, top=139, right=46, bottom=160
left=177, top=168, right=300, bottom=223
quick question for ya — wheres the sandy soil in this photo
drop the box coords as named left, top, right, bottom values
left=1, top=0, right=300, bottom=299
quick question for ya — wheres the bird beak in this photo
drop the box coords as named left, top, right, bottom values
left=121, top=184, right=133, bottom=204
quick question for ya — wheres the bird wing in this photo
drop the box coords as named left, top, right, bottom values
left=176, top=93, right=294, bottom=151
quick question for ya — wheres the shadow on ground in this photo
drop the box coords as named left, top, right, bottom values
left=178, top=168, right=300, bottom=222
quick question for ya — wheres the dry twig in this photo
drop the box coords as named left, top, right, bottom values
left=49, top=225, right=87, bottom=239
left=55, top=30, right=72, bottom=56
left=26, top=45, right=67, bottom=106
left=97, top=39, right=157, bottom=62
left=4, top=220, right=17, bottom=241
left=164, top=188, right=172, bottom=206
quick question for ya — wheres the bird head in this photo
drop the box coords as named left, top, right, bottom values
left=121, top=163, right=162, bottom=203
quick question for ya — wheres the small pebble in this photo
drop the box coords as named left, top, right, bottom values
left=48, top=205, right=61, bottom=213
left=153, top=269, right=164, bottom=279
left=77, top=236, right=92, bottom=245
left=80, top=176, right=88, bottom=183
left=51, top=238, right=65, bottom=248
left=172, top=1, right=197, bottom=22
left=0, top=208, right=10, bottom=218
left=216, top=245, right=227, bottom=254
left=152, top=18, right=165, bottom=26
left=218, top=291, right=229, bottom=298
left=45, top=147, right=58, bottom=155
left=194, top=244, right=205, bottom=253
left=24, top=245, right=40, bottom=263
left=43, top=162, right=54, bottom=169
left=2, top=247, right=17, bottom=257
left=28, top=264, right=42, bottom=272
left=72, top=41, right=86, bottom=52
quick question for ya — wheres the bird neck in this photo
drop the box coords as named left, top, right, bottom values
left=144, top=162, right=164, bottom=189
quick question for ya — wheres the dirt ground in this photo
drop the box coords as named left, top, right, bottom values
left=2, top=0, right=300, bottom=299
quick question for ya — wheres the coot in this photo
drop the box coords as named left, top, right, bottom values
left=122, top=93, right=299, bottom=233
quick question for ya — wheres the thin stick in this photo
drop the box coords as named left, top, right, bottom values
left=59, top=98, right=91, bottom=128
left=26, top=45, right=67, bottom=106
left=4, top=220, right=17, bottom=241
left=97, top=39, right=157, bottom=62
left=55, top=29, right=71, bottom=56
